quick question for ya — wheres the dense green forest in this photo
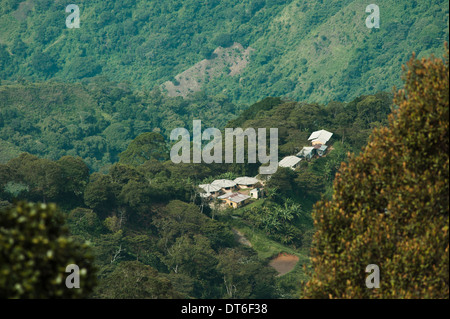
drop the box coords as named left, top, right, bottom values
left=0, top=0, right=448, bottom=301
left=0, top=79, right=391, bottom=173
left=0, top=79, right=242, bottom=171
left=0, top=90, right=394, bottom=298
left=0, top=0, right=448, bottom=105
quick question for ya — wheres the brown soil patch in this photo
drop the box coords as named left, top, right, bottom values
left=161, top=43, right=254, bottom=97
left=269, top=253, right=299, bottom=276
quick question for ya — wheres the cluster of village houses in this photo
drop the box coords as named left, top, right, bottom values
left=198, top=129, right=333, bottom=209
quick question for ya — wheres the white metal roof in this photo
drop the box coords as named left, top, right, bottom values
left=297, top=146, right=315, bottom=157
left=308, top=130, right=333, bottom=144
left=211, top=179, right=237, bottom=188
left=234, top=176, right=259, bottom=185
left=218, top=192, right=251, bottom=203
left=278, top=156, right=302, bottom=168
left=198, top=184, right=221, bottom=193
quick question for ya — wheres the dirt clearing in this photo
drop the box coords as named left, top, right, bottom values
left=269, top=253, right=299, bottom=276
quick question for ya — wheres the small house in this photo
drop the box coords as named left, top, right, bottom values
left=234, top=176, right=259, bottom=189
left=198, top=184, right=222, bottom=198
left=317, top=144, right=328, bottom=157
left=218, top=192, right=251, bottom=209
left=250, top=188, right=264, bottom=199
left=308, top=129, right=333, bottom=145
left=297, top=147, right=315, bottom=160
left=278, top=156, right=302, bottom=170
left=211, top=179, right=237, bottom=192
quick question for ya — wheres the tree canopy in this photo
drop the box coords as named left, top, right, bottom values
left=304, top=48, right=449, bottom=298
left=0, top=201, right=97, bottom=298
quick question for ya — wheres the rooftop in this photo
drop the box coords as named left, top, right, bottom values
left=198, top=184, right=222, bottom=193
left=218, top=192, right=251, bottom=203
left=234, top=176, right=259, bottom=185
left=297, top=146, right=315, bottom=156
left=211, top=179, right=237, bottom=189
left=279, top=156, right=302, bottom=168
left=308, top=129, right=333, bottom=144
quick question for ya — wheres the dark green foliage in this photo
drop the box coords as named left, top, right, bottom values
left=226, top=97, right=284, bottom=128
left=31, top=52, right=58, bottom=77
left=2, top=153, right=89, bottom=206
left=0, top=201, right=97, bottom=298
left=63, top=57, right=102, bottom=79
left=242, top=199, right=309, bottom=246
left=266, top=167, right=297, bottom=199
left=0, top=0, right=446, bottom=105
left=0, top=80, right=242, bottom=171
left=213, top=33, right=234, bottom=48
left=217, top=248, right=278, bottom=299
left=84, top=173, right=120, bottom=217
left=94, top=261, right=183, bottom=299
left=57, top=156, right=90, bottom=203
left=119, top=132, right=169, bottom=166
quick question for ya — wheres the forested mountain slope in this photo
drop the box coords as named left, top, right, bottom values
left=0, top=91, right=395, bottom=299
left=0, top=79, right=241, bottom=170
left=0, top=0, right=448, bottom=104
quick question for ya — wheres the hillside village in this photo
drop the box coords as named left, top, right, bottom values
left=198, top=129, right=333, bottom=209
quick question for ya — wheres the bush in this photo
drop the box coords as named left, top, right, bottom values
left=0, top=201, right=97, bottom=298
left=304, top=48, right=449, bottom=298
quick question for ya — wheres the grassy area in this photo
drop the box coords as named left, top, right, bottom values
left=228, top=207, right=304, bottom=260
left=227, top=212, right=311, bottom=298
left=276, top=253, right=311, bottom=298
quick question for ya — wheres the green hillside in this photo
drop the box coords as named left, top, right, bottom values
left=0, top=0, right=448, bottom=105
left=0, top=0, right=448, bottom=301
left=0, top=79, right=242, bottom=171
left=0, top=91, right=395, bottom=299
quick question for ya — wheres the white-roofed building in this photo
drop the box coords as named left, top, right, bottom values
left=211, top=179, right=237, bottom=192
left=308, top=129, right=333, bottom=145
left=198, top=184, right=223, bottom=200
left=317, top=144, right=328, bottom=157
left=234, top=176, right=259, bottom=188
left=218, top=192, right=251, bottom=208
left=297, top=146, right=315, bottom=160
left=250, top=188, right=264, bottom=199
left=199, top=184, right=222, bottom=194
left=278, top=156, right=302, bottom=170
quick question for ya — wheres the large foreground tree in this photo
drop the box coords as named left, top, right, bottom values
left=304, top=47, right=449, bottom=298
left=0, top=202, right=97, bottom=298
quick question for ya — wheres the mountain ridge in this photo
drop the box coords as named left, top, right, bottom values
left=0, top=0, right=447, bottom=105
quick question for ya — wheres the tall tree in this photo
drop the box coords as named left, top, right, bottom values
left=304, top=48, right=449, bottom=298
left=119, top=132, right=169, bottom=166
left=0, top=202, right=96, bottom=298
left=57, top=156, right=90, bottom=200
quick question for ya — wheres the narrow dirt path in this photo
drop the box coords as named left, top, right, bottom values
left=232, top=228, right=252, bottom=247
